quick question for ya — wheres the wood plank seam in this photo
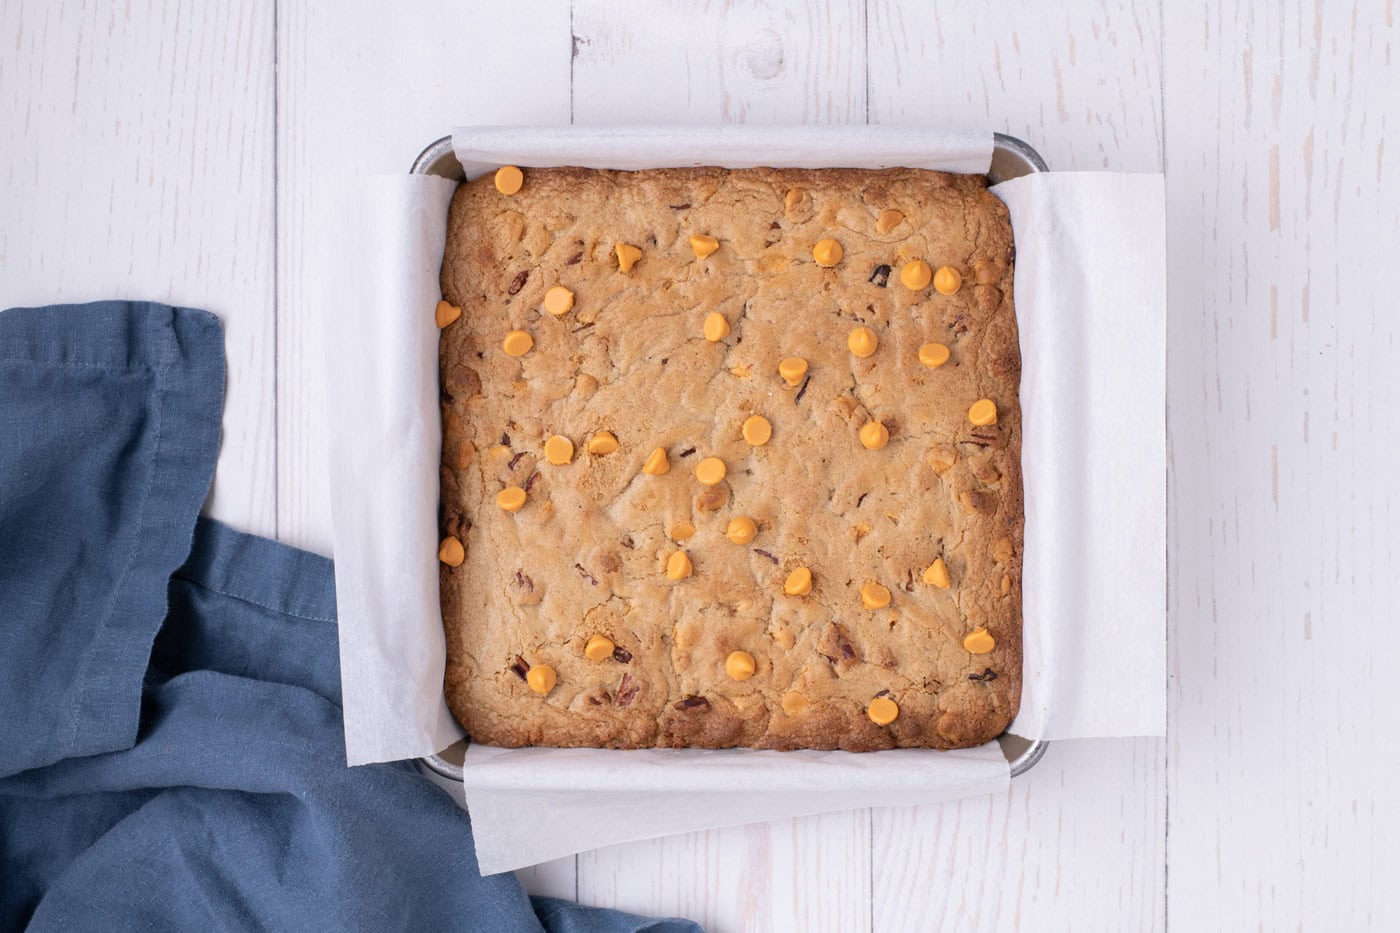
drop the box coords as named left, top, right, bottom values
left=1159, top=3, right=1170, bottom=933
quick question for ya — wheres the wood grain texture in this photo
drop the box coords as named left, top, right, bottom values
left=1163, top=1, right=1400, bottom=927
left=868, top=0, right=1163, bottom=173
left=873, top=739, right=1163, bottom=931
left=0, top=0, right=277, bottom=537
left=866, top=3, right=1167, bottom=929
left=571, top=0, right=866, bottom=124
left=578, top=810, right=872, bottom=933
left=514, top=857, right=578, bottom=901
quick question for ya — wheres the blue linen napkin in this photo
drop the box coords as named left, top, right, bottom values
left=0, top=301, right=698, bottom=933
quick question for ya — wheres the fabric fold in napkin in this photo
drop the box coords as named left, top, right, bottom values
left=0, top=301, right=225, bottom=776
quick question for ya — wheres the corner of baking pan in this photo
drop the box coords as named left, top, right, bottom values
left=411, top=135, right=463, bottom=180
left=420, top=741, right=466, bottom=782
left=989, top=132, right=1049, bottom=184
left=410, top=129, right=1049, bottom=781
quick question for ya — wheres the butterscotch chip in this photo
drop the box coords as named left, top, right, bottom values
left=963, top=628, right=995, bottom=654
left=923, top=558, right=951, bottom=589
left=867, top=696, right=899, bottom=725
left=968, top=399, right=997, bottom=426
left=859, top=422, right=889, bottom=451
left=875, top=209, right=904, bottom=235
left=812, top=238, right=843, bottom=267
left=525, top=663, right=556, bottom=694
left=900, top=260, right=932, bottom=290
left=726, top=516, right=758, bottom=545
left=742, top=415, right=772, bottom=447
left=587, top=431, right=619, bottom=455
left=848, top=326, right=878, bottom=358
left=665, top=551, right=693, bottom=580
left=918, top=343, right=951, bottom=368
left=933, top=265, right=962, bottom=295
left=439, top=166, right=1021, bottom=753
left=860, top=581, right=892, bottom=609
left=695, top=457, right=727, bottom=485
left=697, top=313, right=728, bottom=343
left=543, top=435, right=574, bottom=465
left=778, top=357, right=808, bottom=386
left=438, top=536, right=465, bottom=567
left=725, top=651, right=756, bottom=680
left=615, top=243, right=643, bottom=273
left=435, top=300, right=462, bottom=328
left=703, top=312, right=730, bottom=342
left=642, top=447, right=670, bottom=475
left=502, top=330, right=533, bottom=357
left=784, top=566, right=812, bottom=596
left=543, top=286, right=574, bottom=316
left=496, top=487, right=527, bottom=512
left=494, top=166, right=523, bottom=195
left=584, top=634, right=615, bottom=661
left=690, top=234, right=719, bottom=259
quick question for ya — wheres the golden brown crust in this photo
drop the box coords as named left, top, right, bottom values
left=439, top=166, right=1021, bottom=751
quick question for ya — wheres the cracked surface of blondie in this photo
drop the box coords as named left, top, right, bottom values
left=439, top=166, right=1021, bottom=751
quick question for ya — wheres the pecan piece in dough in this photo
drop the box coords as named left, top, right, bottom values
left=615, top=673, right=639, bottom=707
left=816, top=622, right=860, bottom=670
left=960, top=489, right=997, bottom=514
left=695, top=485, right=728, bottom=512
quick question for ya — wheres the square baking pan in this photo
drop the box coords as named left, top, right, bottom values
left=413, top=131, right=1050, bottom=783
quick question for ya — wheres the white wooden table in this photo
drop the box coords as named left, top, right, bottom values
left=5, top=2, right=1396, bottom=929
